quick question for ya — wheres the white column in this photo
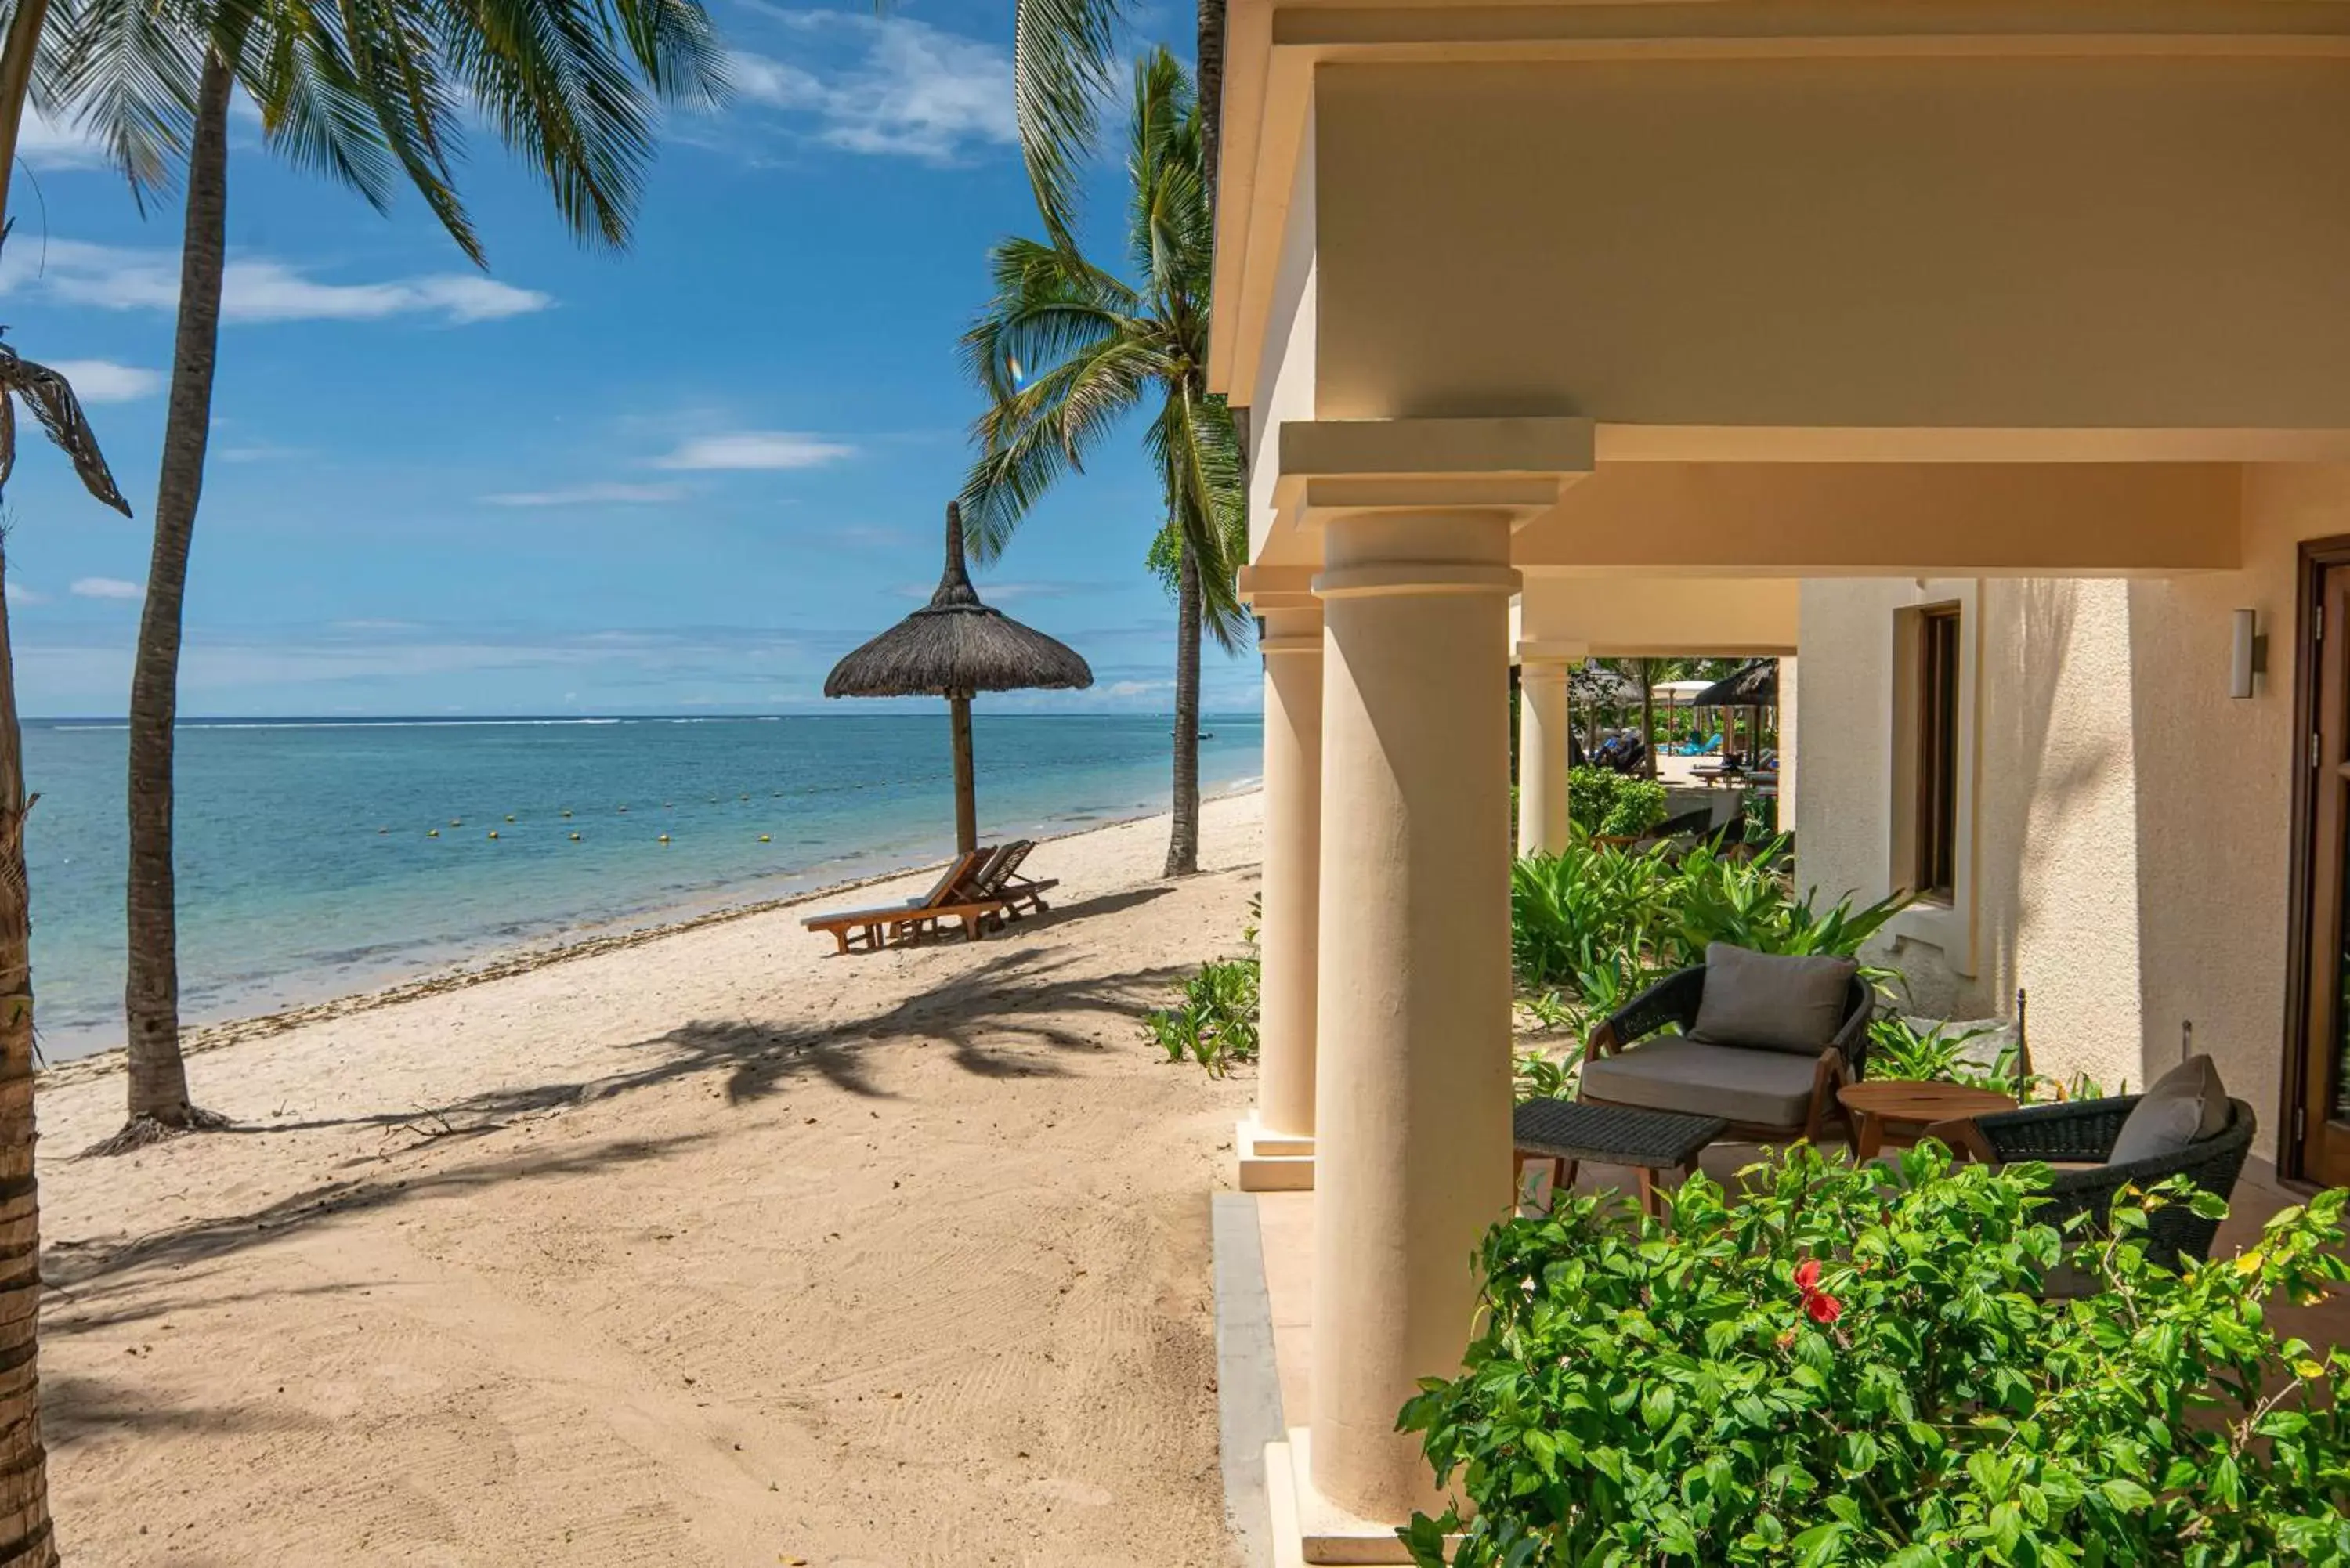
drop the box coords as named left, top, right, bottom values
left=1240, top=601, right=1323, bottom=1188
left=1311, top=511, right=1518, bottom=1523
left=1516, top=656, right=1572, bottom=856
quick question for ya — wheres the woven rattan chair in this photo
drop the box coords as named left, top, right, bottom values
left=1969, top=1094, right=2258, bottom=1271
left=1582, top=963, right=1875, bottom=1143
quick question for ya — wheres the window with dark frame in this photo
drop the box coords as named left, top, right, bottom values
left=1914, top=606, right=1961, bottom=901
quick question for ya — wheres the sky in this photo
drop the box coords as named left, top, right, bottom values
left=0, top=0, right=1259, bottom=718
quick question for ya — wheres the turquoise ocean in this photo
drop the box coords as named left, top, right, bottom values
left=23, top=713, right=1264, bottom=1063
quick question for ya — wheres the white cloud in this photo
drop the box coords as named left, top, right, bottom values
left=46, top=359, right=163, bottom=403
left=2, top=240, right=551, bottom=324
left=213, top=443, right=306, bottom=464
left=1104, top=679, right=1167, bottom=699
left=483, top=481, right=688, bottom=507
left=5, top=583, right=47, bottom=607
left=16, top=109, right=107, bottom=168
left=731, top=16, right=1014, bottom=163
left=653, top=432, right=855, bottom=471
left=70, top=576, right=142, bottom=601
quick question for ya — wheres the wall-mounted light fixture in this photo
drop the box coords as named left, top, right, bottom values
left=2229, top=609, right=2269, bottom=700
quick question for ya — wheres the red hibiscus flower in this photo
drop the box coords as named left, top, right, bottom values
left=1792, top=1259, right=1843, bottom=1325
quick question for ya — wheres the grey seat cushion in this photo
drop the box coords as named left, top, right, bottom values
left=1690, top=943, right=1858, bottom=1056
left=1582, top=1034, right=1821, bottom=1129
left=2109, top=1054, right=2230, bottom=1165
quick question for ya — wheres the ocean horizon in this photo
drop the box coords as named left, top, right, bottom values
left=24, top=710, right=1263, bottom=1063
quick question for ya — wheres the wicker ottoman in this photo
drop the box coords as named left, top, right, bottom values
left=1512, top=1099, right=1729, bottom=1216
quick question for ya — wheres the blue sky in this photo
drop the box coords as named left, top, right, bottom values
left=0, top=0, right=1256, bottom=717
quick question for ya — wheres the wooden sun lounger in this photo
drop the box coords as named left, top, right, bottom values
left=803, top=848, right=1001, bottom=954
left=964, top=840, right=1058, bottom=920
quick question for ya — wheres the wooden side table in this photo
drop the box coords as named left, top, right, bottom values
left=1837, top=1080, right=2019, bottom=1161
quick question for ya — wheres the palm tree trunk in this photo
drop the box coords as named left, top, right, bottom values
left=118, top=50, right=233, bottom=1143
left=1196, top=0, right=1226, bottom=210
left=0, top=5, right=66, bottom=1560
left=1163, top=538, right=1202, bottom=877
left=0, top=535, right=56, bottom=1568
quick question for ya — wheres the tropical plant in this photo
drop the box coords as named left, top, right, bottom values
left=0, top=16, right=145, bottom=1541
left=962, top=47, right=1246, bottom=880
left=0, top=356, right=133, bottom=1568
left=1566, top=765, right=1668, bottom=840
left=1510, top=836, right=1908, bottom=995
left=1144, top=953, right=1259, bottom=1075
left=51, top=0, right=725, bottom=1150
left=1511, top=1043, right=1581, bottom=1104
left=1400, top=1143, right=2350, bottom=1567
left=1867, top=1014, right=2016, bottom=1094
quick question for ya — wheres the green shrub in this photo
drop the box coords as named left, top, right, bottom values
left=1865, top=1015, right=2015, bottom=1092
left=1568, top=766, right=1671, bottom=840
left=1144, top=955, right=1259, bottom=1076
left=1400, top=1146, right=2350, bottom=1567
left=1513, top=1043, right=1584, bottom=1103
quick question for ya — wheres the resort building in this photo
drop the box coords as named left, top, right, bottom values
left=1210, top=2, right=2350, bottom=1558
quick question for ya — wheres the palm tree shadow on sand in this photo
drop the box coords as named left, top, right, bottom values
left=44, top=883, right=1188, bottom=1299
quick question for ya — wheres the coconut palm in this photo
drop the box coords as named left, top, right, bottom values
left=962, top=47, right=1243, bottom=878
left=0, top=3, right=148, bottom=1549
left=44, top=0, right=725, bottom=1149
left=1015, top=0, right=1227, bottom=234
left=0, top=342, right=133, bottom=1568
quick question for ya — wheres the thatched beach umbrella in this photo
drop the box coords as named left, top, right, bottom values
left=1690, top=660, right=1780, bottom=767
left=825, top=503, right=1094, bottom=854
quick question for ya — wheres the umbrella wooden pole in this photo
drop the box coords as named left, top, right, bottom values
left=949, top=692, right=978, bottom=855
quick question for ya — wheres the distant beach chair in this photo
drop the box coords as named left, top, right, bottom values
left=964, top=840, right=1058, bottom=920
left=803, top=848, right=1000, bottom=954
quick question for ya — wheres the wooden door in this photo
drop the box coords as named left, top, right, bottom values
left=2293, top=552, right=2350, bottom=1186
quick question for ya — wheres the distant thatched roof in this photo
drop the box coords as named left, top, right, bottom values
left=1690, top=659, right=1778, bottom=708
left=825, top=503, right=1095, bottom=699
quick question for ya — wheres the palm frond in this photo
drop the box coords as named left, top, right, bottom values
left=38, top=0, right=205, bottom=204
left=0, top=344, right=132, bottom=515
left=1011, top=0, right=1119, bottom=244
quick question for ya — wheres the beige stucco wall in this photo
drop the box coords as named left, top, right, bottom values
left=1799, top=467, right=2350, bottom=1161
left=1314, top=56, right=2350, bottom=431
left=1246, top=107, right=1316, bottom=561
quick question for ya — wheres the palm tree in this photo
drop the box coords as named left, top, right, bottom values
left=962, top=48, right=1244, bottom=878
left=0, top=2, right=147, bottom=1550
left=49, top=0, right=725, bottom=1148
left=1014, top=0, right=1227, bottom=229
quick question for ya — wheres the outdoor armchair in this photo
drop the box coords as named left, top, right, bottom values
left=1965, top=1093, right=2257, bottom=1272
left=1580, top=948, right=1875, bottom=1143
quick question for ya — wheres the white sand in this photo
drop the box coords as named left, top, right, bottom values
left=34, top=792, right=1264, bottom=1566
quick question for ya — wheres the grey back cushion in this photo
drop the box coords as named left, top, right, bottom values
left=2109, top=1055, right=2232, bottom=1165
left=1689, top=944, right=1859, bottom=1056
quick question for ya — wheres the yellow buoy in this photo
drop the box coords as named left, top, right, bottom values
left=569, top=832, right=581, bottom=841
left=450, top=818, right=462, bottom=827
left=487, top=831, right=499, bottom=840
left=504, top=814, right=515, bottom=823
left=657, top=833, right=671, bottom=844
left=758, top=834, right=772, bottom=844
left=427, top=829, right=440, bottom=838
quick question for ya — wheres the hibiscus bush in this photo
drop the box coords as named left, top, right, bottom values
left=1398, top=1145, right=2350, bottom=1566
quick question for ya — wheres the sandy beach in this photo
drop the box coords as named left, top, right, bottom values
left=34, top=791, right=1264, bottom=1566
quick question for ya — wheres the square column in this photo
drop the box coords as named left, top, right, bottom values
left=1515, top=654, right=1573, bottom=856
left=1311, top=511, right=1519, bottom=1526
left=1240, top=599, right=1324, bottom=1190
